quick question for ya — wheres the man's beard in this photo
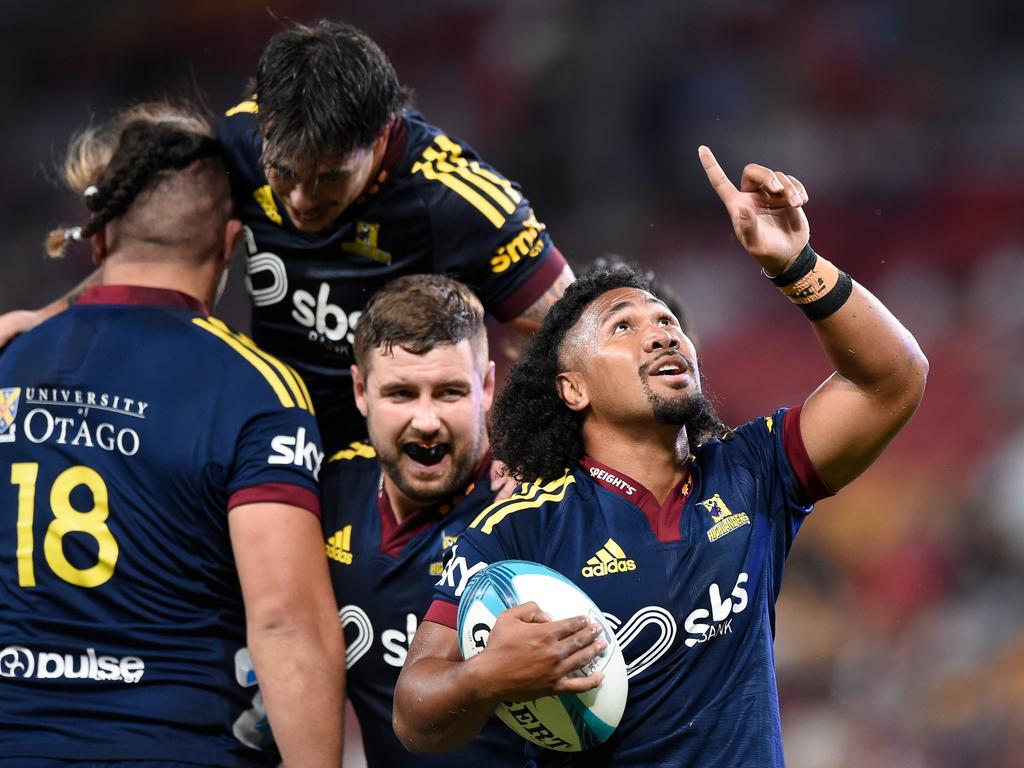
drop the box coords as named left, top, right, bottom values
left=642, top=382, right=726, bottom=447
left=374, top=424, right=486, bottom=506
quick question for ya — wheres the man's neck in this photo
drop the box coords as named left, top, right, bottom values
left=582, top=421, right=690, bottom=505
left=102, top=260, right=214, bottom=311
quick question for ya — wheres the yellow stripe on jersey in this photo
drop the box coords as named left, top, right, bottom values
left=410, top=136, right=520, bottom=229
left=289, top=363, right=315, bottom=414
left=204, top=317, right=312, bottom=412
left=472, top=473, right=576, bottom=535
left=328, top=442, right=377, bottom=462
left=225, top=99, right=259, bottom=116
left=192, top=318, right=294, bottom=409
left=469, top=479, right=545, bottom=530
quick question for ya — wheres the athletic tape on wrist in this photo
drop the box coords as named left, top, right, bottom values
left=764, top=243, right=852, bottom=320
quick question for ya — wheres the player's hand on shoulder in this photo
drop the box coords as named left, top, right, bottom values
left=698, top=145, right=810, bottom=275
left=473, top=602, right=606, bottom=702
left=489, top=459, right=518, bottom=501
left=0, top=309, right=43, bottom=350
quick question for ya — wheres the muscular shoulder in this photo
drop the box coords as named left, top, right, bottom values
left=190, top=314, right=315, bottom=415
left=466, top=471, right=580, bottom=537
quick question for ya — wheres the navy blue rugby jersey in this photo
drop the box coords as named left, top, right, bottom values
left=218, top=103, right=567, bottom=452
left=321, top=442, right=528, bottom=768
left=427, top=408, right=834, bottom=767
left=0, top=285, right=322, bottom=768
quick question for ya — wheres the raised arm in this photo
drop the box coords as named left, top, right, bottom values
left=504, top=263, right=576, bottom=336
left=393, top=604, right=604, bottom=754
left=230, top=502, right=345, bottom=768
left=699, top=146, right=927, bottom=491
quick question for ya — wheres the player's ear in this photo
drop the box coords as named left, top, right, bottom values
left=223, top=218, right=243, bottom=266
left=90, top=230, right=107, bottom=265
left=482, top=361, right=496, bottom=411
left=556, top=371, right=589, bottom=412
left=351, top=364, right=369, bottom=418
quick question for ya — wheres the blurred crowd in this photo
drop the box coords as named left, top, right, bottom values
left=4, top=1, right=1022, bottom=765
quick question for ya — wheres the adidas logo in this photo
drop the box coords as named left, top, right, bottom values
left=325, top=525, right=353, bottom=565
left=581, top=539, right=636, bottom=578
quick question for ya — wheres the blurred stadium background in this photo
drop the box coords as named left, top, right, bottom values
left=3, top=1, right=1023, bottom=766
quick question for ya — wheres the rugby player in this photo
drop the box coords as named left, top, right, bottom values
left=0, top=104, right=343, bottom=767
left=1, top=20, right=574, bottom=456
left=321, top=274, right=527, bottom=766
left=392, top=147, right=928, bottom=765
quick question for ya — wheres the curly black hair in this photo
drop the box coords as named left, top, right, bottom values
left=491, top=266, right=654, bottom=482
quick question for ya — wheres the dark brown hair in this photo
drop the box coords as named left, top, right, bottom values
left=353, top=275, right=487, bottom=376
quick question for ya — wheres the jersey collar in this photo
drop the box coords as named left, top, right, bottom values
left=77, top=285, right=207, bottom=314
left=354, top=115, right=409, bottom=205
left=580, top=455, right=693, bottom=543
left=376, top=449, right=492, bottom=557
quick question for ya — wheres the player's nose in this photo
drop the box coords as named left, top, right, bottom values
left=642, top=323, right=678, bottom=353
left=288, top=183, right=321, bottom=212
left=410, top=397, right=441, bottom=434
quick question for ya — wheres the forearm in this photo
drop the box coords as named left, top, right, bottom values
left=249, top=618, right=345, bottom=767
left=45, top=267, right=102, bottom=316
left=807, top=278, right=927, bottom=400
left=393, top=654, right=500, bottom=753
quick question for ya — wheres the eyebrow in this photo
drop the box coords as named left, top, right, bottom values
left=599, top=296, right=671, bottom=324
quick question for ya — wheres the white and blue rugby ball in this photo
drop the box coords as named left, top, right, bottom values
left=456, top=560, right=628, bottom=752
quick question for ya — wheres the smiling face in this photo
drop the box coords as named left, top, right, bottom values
left=557, top=287, right=702, bottom=429
left=262, top=130, right=387, bottom=232
left=353, top=340, right=494, bottom=512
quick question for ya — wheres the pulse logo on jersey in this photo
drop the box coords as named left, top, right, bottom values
left=0, top=645, right=145, bottom=683
left=268, top=426, right=324, bottom=478
left=700, top=493, right=751, bottom=542
left=581, top=539, right=637, bottom=578
left=683, top=572, right=749, bottom=648
left=326, top=525, right=354, bottom=565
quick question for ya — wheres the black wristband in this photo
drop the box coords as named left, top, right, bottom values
left=800, top=271, right=852, bottom=321
left=766, top=243, right=817, bottom=287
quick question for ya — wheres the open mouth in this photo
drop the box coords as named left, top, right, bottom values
left=403, top=443, right=450, bottom=466
left=647, top=356, right=689, bottom=377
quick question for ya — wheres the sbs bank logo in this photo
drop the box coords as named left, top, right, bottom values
left=0, top=645, right=144, bottom=683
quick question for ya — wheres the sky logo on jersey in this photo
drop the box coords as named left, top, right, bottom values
left=326, top=525, right=353, bottom=565
left=582, top=538, right=637, bottom=578
left=430, top=531, right=461, bottom=575
left=700, top=493, right=751, bottom=542
left=0, top=387, right=20, bottom=442
left=268, top=426, right=324, bottom=478
left=0, top=645, right=145, bottom=683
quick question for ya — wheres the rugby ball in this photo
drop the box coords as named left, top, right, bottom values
left=456, top=560, right=628, bottom=752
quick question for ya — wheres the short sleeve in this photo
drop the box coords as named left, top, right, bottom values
left=424, top=525, right=509, bottom=628
left=226, top=407, right=323, bottom=518
left=415, top=137, right=567, bottom=322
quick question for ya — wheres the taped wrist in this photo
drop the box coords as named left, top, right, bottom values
left=764, top=243, right=852, bottom=321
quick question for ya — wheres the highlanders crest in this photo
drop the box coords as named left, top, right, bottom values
left=700, top=493, right=751, bottom=542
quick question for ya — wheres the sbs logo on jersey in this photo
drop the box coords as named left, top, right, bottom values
left=269, top=426, right=324, bottom=479
left=241, top=226, right=362, bottom=347
left=0, top=645, right=144, bottom=683
left=683, top=572, right=749, bottom=648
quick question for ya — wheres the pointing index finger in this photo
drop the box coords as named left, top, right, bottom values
left=698, top=145, right=737, bottom=204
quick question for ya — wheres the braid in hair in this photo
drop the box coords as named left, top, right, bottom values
left=46, top=121, right=220, bottom=257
